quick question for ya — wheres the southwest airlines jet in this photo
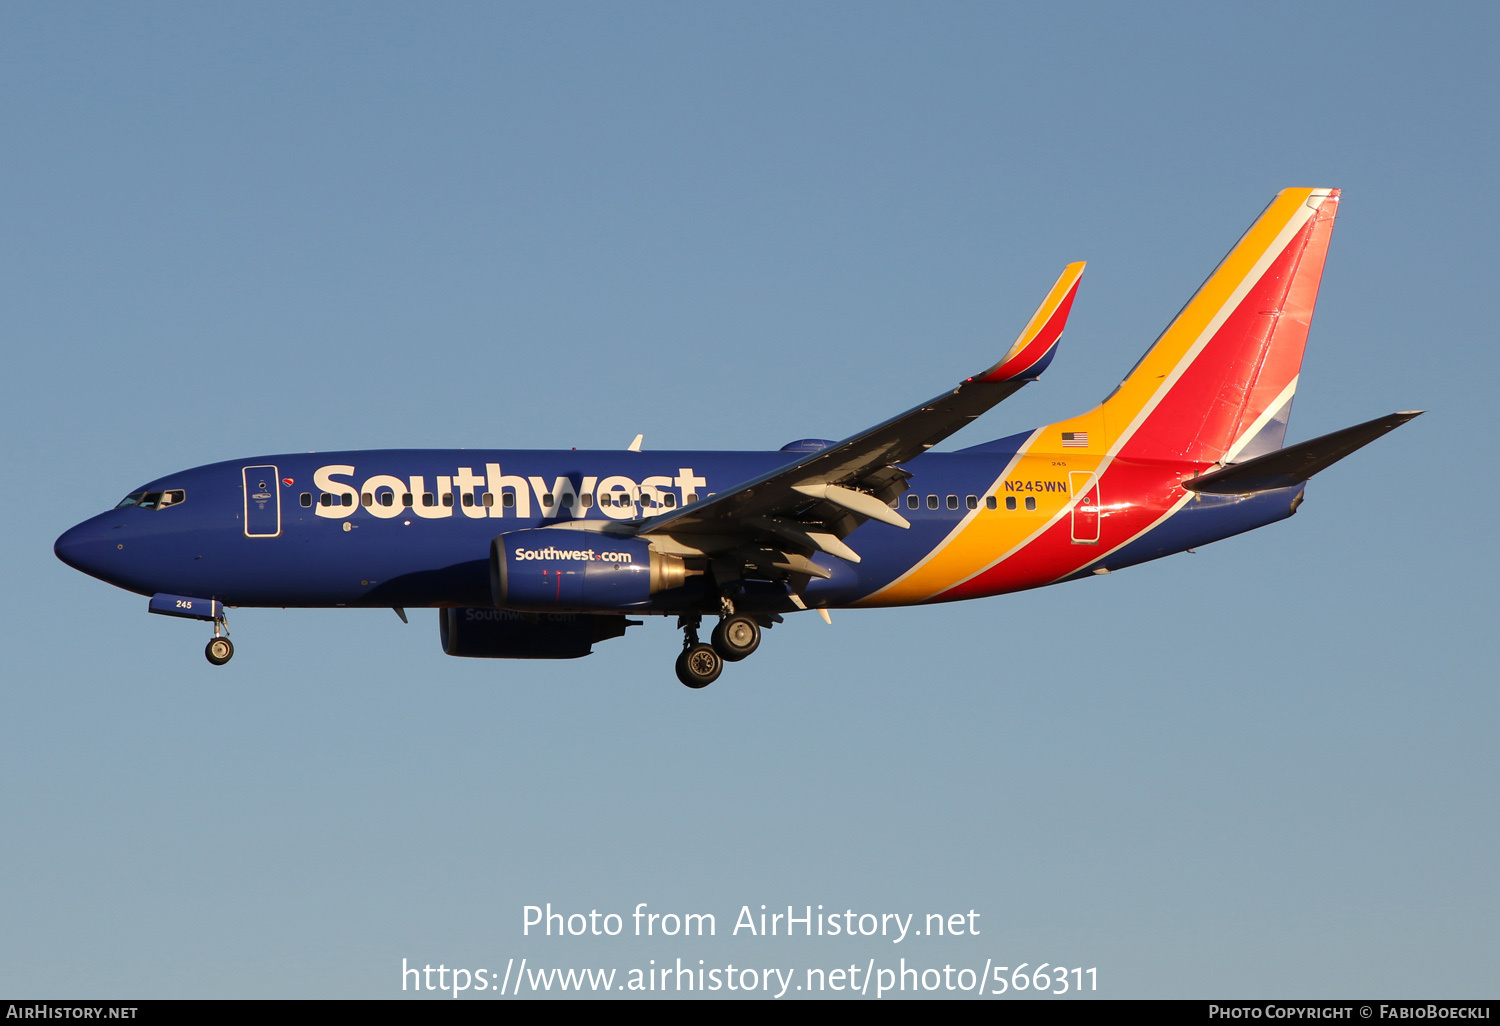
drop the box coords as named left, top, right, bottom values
left=56, top=189, right=1418, bottom=687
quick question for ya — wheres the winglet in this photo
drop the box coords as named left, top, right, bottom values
left=978, top=261, right=1085, bottom=383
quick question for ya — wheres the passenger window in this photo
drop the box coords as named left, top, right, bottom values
left=402, top=493, right=413, bottom=507
left=442, top=493, right=454, bottom=507
left=686, top=493, right=698, bottom=504
left=965, top=495, right=978, bottom=510
left=664, top=494, right=676, bottom=507
left=1025, top=496, right=1037, bottom=511
left=1006, top=496, right=1017, bottom=511
left=502, top=493, right=516, bottom=508
left=986, top=496, right=997, bottom=510
left=320, top=493, right=332, bottom=507
left=300, top=493, right=312, bottom=507
left=361, top=493, right=373, bottom=507
left=581, top=494, right=593, bottom=508
left=483, top=492, right=494, bottom=507
left=906, top=495, right=919, bottom=509
left=379, top=492, right=394, bottom=507
left=543, top=493, right=554, bottom=506
left=422, top=493, right=435, bottom=507
left=462, top=493, right=474, bottom=507
left=342, top=493, right=353, bottom=507
left=927, top=495, right=938, bottom=509
left=946, top=495, right=958, bottom=510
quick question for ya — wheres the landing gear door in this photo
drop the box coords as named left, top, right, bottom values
left=243, top=465, right=282, bottom=538
left=1069, top=471, right=1100, bottom=544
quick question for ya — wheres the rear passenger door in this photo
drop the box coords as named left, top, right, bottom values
left=1069, top=471, right=1100, bottom=544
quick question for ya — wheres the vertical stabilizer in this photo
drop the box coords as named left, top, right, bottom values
left=1046, top=188, right=1340, bottom=466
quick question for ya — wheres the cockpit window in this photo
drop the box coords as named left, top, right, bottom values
left=115, top=489, right=186, bottom=510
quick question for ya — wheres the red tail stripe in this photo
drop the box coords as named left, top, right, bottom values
left=980, top=278, right=1081, bottom=382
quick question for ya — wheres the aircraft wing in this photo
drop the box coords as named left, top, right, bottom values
left=635, top=263, right=1084, bottom=566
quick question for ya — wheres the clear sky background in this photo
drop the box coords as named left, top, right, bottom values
left=2, top=2, right=1495, bottom=999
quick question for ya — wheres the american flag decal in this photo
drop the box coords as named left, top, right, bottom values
left=1061, top=431, right=1088, bottom=447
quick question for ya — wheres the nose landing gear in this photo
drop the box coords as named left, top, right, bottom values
left=205, top=636, right=235, bottom=665
left=145, top=594, right=236, bottom=666
left=204, top=613, right=233, bottom=666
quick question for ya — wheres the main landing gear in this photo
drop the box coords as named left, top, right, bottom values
left=673, top=607, right=772, bottom=688
left=711, top=614, right=760, bottom=661
left=674, top=616, right=721, bottom=689
left=204, top=613, right=233, bottom=666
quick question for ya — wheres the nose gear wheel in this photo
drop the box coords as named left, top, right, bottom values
left=203, top=611, right=234, bottom=665
left=205, top=637, right=234, bottom=665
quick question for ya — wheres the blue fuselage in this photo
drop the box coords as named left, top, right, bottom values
left=55, top=442, right=1298, bottom=616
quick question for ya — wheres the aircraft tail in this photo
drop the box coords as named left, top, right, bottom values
left=1042, top=188, right=1341, bottom=465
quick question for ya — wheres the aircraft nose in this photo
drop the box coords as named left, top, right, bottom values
left=54, top=515, right=117, bottom=579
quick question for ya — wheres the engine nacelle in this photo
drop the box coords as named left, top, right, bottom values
left=439, top=607, right=632, bottom=659
left=490, top=530, right=686, bottom=611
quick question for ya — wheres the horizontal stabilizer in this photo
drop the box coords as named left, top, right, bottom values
left=1184, top=411, right=1423, bottom=494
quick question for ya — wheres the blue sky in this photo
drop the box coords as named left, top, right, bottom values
left=2, top=2, right=1495, bottom=998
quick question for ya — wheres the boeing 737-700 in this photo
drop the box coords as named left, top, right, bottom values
left=55, top=188, right=1419, bottom=687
